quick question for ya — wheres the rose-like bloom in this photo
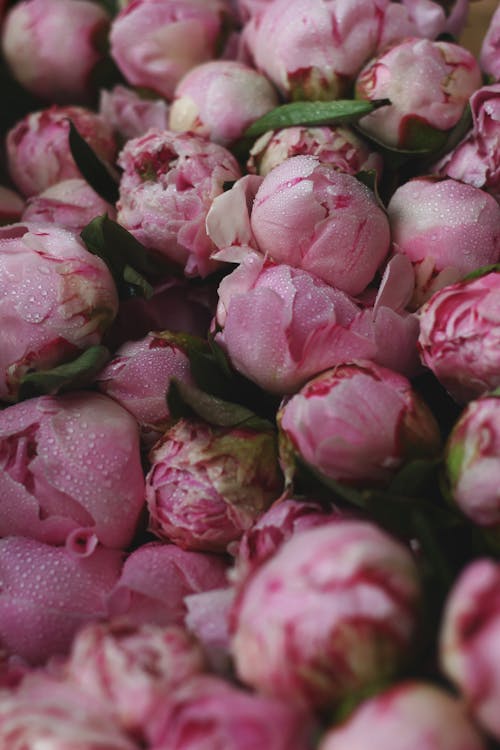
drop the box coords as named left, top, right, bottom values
left=184, top=587, right=234, bottom=673
left=97, top=331, right=194, bottom=446
left=0, top=392, right=145, bottom=551
left=107, top=542, right=229, bottom=627
left=99, top=85, right=170, bottom=143
left=356, top=38, right=481, bottom=150
left=65, top=620, right=205, bottom=734
left=147, top=674, right=317, bottom=749
left=170, top=60, right=279, bottom=146
left=388, top=177, right=500, bottom=307
left=279, top=362, right=441, bottom=486
left=243, top=0, right=414, bottom=100
left=0, top=536, right=122, bottom=664
left=116, top=129, right=241, bottom=277
left=440, top=558, right=500, bottom=740
left=480, top=3, right=500, bottom=81
left=109, top=0, right=233, bottom=100
left=0, top=672, right=137, bottom=749
left=318, top=681, right=486, bottom=750
left=1, top=0, right=110, bottom=104
left=0, top=186, right=24, bottom=225
left=248, top=124, right=383, bottom=177
left=6, top=105, right=117, bottom=197
left=445, top=396, right=500, bottom=529
left=249, top=156, right=390, bottom=295
left=418, top=272, right=500, bottom=403
left=22, top=178, right=115, bottom=231
left=432, top=84, right=500, bottom=201
left=0, top=223, right=118, bottom=402
left=146, top=419, right=282, bottom=552
left=231, top=520, right=421, bottom=709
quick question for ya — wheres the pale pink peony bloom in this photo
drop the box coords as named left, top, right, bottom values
left=147, top=674, right=317, bottom=749
left=65, top=620, right=205, bottom=734
left=279, top=361, right=441, bottom=486
left=0, top=223, right=118, bottom=402
left=0, top=391, right=145, bottom=551
left=1, top=0, right=110, bottom=104
left=109, top=0, right=233, bottom=101
left=0, top=672, right=138, bottom=749
left=356, top=38, right=481, bottom=150
left=432, top=84, right=500, bottom=201
left=480, top=4, right=500, bottom=81
left=243, top=0, right=414, bottom=100
left=22, top=178, right=115, bottom=231
left=184, top=587, right=234, bottom=673
left=116, top=129, right=241, bottom=277
left=146, top=418, right=282, bottom=552
left=400, top=0, right=470, bottom=39
left=232, top=520, right=421, bottom=709
left=418, top=272, right=500, bottom=403
left=170, top=60, right=279, bottom=146
left=388, top=177, right=500, bottom=307
left=0, top=536, right=122, bottom=665
left=248, top=124, right=383, bottom=178
left=107, top=542, right=229, bottom=627
left=99, top=85, right=170, bottom=143
left=0, top=186, right=24, bottom=225
left=249, top=156, right=390, bottom=295
left=96, top=332, right=194, bottom=446
left=319, top=680, right=486, bottom=750
left=6, top=105, right=116, bottom=198
left=440, top=558, right=500, bottom=740
left=445, top=396, right=500, bottom=529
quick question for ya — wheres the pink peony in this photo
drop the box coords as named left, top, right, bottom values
left=418, top=272, right=500, bottom=403
left=184, top=587, right=234, bottom=673
left=116, top=129, right=241, bottom=277
left=22, top=178, right=115, bottom=231
left=146, top=419, right=282, bottom=552
left=480, top=3, right=500, bottom=81
left=107, top=542, right=229, bottom=627
left=6, top=105, right=116, bottom=198
left=231, top=520, right=421, bottom=709
left=279, top=361, right=441, bottom=486
left=0, top=186, right=24, bottom=225
left=0, top=536, right=122, bottom=665
left=99, top=85, right=170, bottom=143
left=399, top=0, right=471, bottom=39
left=0, top=391, right=145, bottom=551
left=1, top=0, right=110, bottom=104
left=0, top=223, right=118, bottom=402
left=249, top=156, right=390, bottom=295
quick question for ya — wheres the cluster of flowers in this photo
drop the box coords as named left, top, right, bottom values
left=1, top=0, right=500, bottom=747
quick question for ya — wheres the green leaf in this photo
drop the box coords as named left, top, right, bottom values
left=462, top=263, right=500, bottom=282
left=387, top=459, right=441, bottom=498
left=18, top=346, right=110, bottom=401
left=244, top=99, right=377, bottom=138
left=167, top=379, right=274, bottom=432
left=68, top=120, right=120, bottom=204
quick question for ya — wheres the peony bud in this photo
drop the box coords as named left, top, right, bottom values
left=249, top=155, right=390, bottom=296
left=65, top=620, right=205, bottom=734
left=248, top=124, right=383, bottom=178
left=440, top=558, right=500, bottom=740
left=107, top=542, right=229, bottom=627
left=319, top=680, right=486, bottom=750
left=0, top=536, right=122, bottom=665
left=147, top=674, right=317, bottom=749
left=6, top=105, right=116, bottom=198
left=0, top=392, right=145, bottom=550
left=356, top=38, right=481, bottom=150
left=0, top=223, right=118, bottom=402
left=146, top=418, right=283, bottom=552
left=99, top=84, right=170, bottom=143
left=96, top=332, right=194, bottom=446
left=116, top=129, right=241, bottom=277
left=170, top=60, right=279, bottom=146
left=1, top=0, right=110, bottom=104
left=400, top=0, right=471, bottom=39
left=279, top=362, right=441, bottom=487
left=231, top=520, right=421, bottom=709
left=418, top=272, right=500, bottom=403
left=109, top=0, right=234, bottom=101
left=22, top=178, right=115, bottom=232
left=388, top=177, right=500, bottom=307
left=184, top=587, right=234, bottom=673
left=480, top=3, right=500, bottom=81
